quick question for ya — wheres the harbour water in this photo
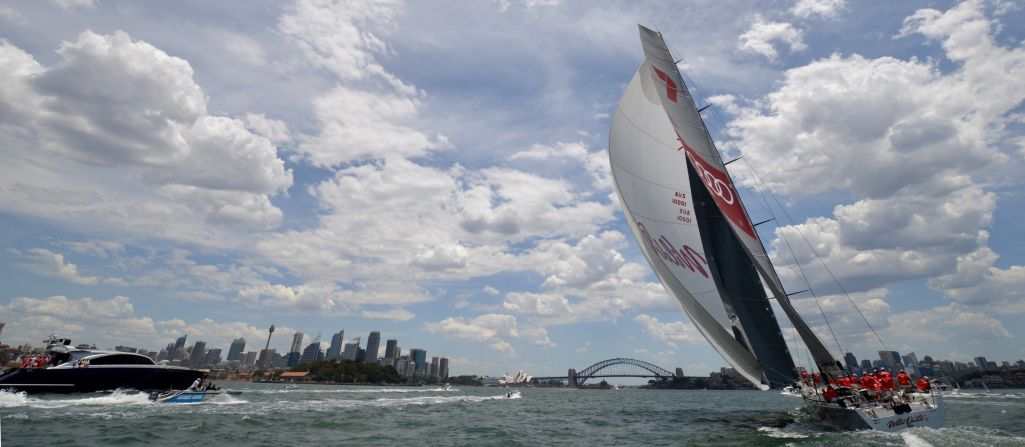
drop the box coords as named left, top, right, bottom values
left=1, top=384, right=1023, bottom=446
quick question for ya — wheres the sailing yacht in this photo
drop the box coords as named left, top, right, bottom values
left=608, top=25, right=944, bottom=431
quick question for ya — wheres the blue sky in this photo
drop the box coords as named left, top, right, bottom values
left=1, top=0, right=1023, bottom=378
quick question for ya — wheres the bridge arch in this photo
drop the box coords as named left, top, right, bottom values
left=574, top=357, right=675, bottom=386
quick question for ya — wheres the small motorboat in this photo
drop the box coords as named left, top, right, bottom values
left=151, top=389, right=241, bottom=403
left=283, top=384, right=299, bottom=389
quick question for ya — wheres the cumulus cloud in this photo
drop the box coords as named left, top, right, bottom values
left=0, top=31, right=293, bottom=235
left=791, top=0, right=846, bottom=20
left=725, top=1, right=1024, bottom=301
left=634, top=314, right=704, bottom=350
left=425, top=313, right=520, bottom=355
left=14, top=248, right=126, bottom=286
left=278, top=0, right=413, bottom=94
left=737, top=15, right=806, bottom=61
left=0, top=295, right=154, bottom=346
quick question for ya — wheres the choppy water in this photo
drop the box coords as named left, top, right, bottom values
left=1, top=383, right=1023, bottom=446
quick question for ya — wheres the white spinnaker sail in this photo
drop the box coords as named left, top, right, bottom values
left=609, top=63, right=768, bottom=389
left=636, top=25, right=838, bottom=371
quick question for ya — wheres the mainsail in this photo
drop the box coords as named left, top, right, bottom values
left=611, top=25, right=840, bottom=389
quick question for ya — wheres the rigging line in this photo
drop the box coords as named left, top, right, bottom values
left=741, top=159, right=890, bottom=353
left=671, top=44, right=887, bottom=354
left=775, top=212, right=846, bottom=359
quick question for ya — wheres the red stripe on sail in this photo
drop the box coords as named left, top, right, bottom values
left=674, top=130, right=756, bottom=239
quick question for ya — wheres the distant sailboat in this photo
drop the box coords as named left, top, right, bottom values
left=609, top=25, right=944, bottom=431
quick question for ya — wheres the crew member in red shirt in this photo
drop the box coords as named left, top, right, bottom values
left=861, top=374, right=878, bottom=400
left=823, top=386, right=837, bottom=403
left=917, top=377, right=931, bottom=392
left=801, top=370, right=809, bottom=385
left=897, top=370, right=912, bottom=392
left=880, top=374, right=895, bottom=391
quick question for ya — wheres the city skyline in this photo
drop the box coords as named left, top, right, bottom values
left=0, top=0, right=1024, bottom=378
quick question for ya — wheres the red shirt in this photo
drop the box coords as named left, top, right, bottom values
left=917, top=379, right=930, bottom=392
left=861, top=375, right=877, bottom=389
left=880, top=376, right=895, bottom=390
left=897, top=373, right=911, bottom=386
left=823, top=387, right=837, bottom=402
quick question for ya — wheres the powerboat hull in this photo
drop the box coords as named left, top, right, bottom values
left=0, top=366, right=204, bottom=394
left=152, top=389, right=241, bottom=403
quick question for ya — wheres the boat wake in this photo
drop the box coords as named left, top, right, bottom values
left=0, top=389, right=151, bottom=408
left=248, top=387, right=455, bottom=395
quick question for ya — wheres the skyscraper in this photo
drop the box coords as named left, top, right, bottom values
left=878, top=350, right=903, bottom=370
left=241, top=351, right=257, bottom=367
left=365, top=331, right=381, bottom=364
left=227, top=338, right=246, bottom=362
left=205, top=348, right=222, bottom=366
left=190, top=341, right=207, bottom=367
left=440, top=357, right=449, bottom=380
left=290, top=332, right=305, bottom=354
left=843, top=352, right=858, bottom=372
left=430, top=356, right=439, bottom=378
left=342, top=338, right=360, bottom=361
left=384, top=339, right=398, bottom=360
left=174, top=334, right=188, bottom=353
left=902, top=352, right=919, bottom=373
left=326, top=331, right=345, bottom=360
left=974, top=356, right=990, bottom=370
left=300, top=341, right=323, bottom=364
left=409, top=348, right=427, bottom=375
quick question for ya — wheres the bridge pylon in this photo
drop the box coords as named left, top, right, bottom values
left=568, top=368, right=578, bottom=388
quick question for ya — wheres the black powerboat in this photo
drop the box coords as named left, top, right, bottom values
left=0, top=336, right=205, bottom=394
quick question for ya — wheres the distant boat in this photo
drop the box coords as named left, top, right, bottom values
left=609, top=25, right=944, bottom=431
left=0, top=335, right=204, bottom=394
left=780, top=385, right=802, bottom=398
left=151, top=389, right=242, bottom=404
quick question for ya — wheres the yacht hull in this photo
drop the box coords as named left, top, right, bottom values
left=806, top=394, right=944, bottom=431
left=0, top=366, right=205, bottom=394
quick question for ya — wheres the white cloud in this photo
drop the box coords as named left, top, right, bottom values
left=726, top=1, right=1024, bottom=300
left=928, top=243, right=1025, bottom=311
left=424, top=313, right=520, bottom=356
left=296, top=85, right=446, bottom=166
left=0, top=31, right=293, bottom=237
left=278, top=0, right=413, bottom=94
left=14, top=248, right=126, bottom=286
left=0, top=295, right=154, bottom=347
left=360, top=308, right=416, bottom=321
left=634, top=314, right=704, bottom=350
left=791, top=0, right=846, bottom=20
left=49, top=0, right=96, bottom=11
left=737, top=15, right=806, bottom=61
left=502, top=292, right=572, bottom=316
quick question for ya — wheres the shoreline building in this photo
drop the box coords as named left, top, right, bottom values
left=326, top=331, right=344, bottom=360
left=342, top=338, right=360, bottom=361
left=227, top=338, right=246, bottom=362
left=365, top=332, right=381, bottom=365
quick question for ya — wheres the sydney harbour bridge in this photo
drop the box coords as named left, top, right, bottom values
left=531, top=358, right=684, bottom=387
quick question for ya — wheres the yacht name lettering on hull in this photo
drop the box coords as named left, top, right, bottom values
left=636, top=222, right=708, bottom=278
left=886, top=414, right=928, bottom=429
